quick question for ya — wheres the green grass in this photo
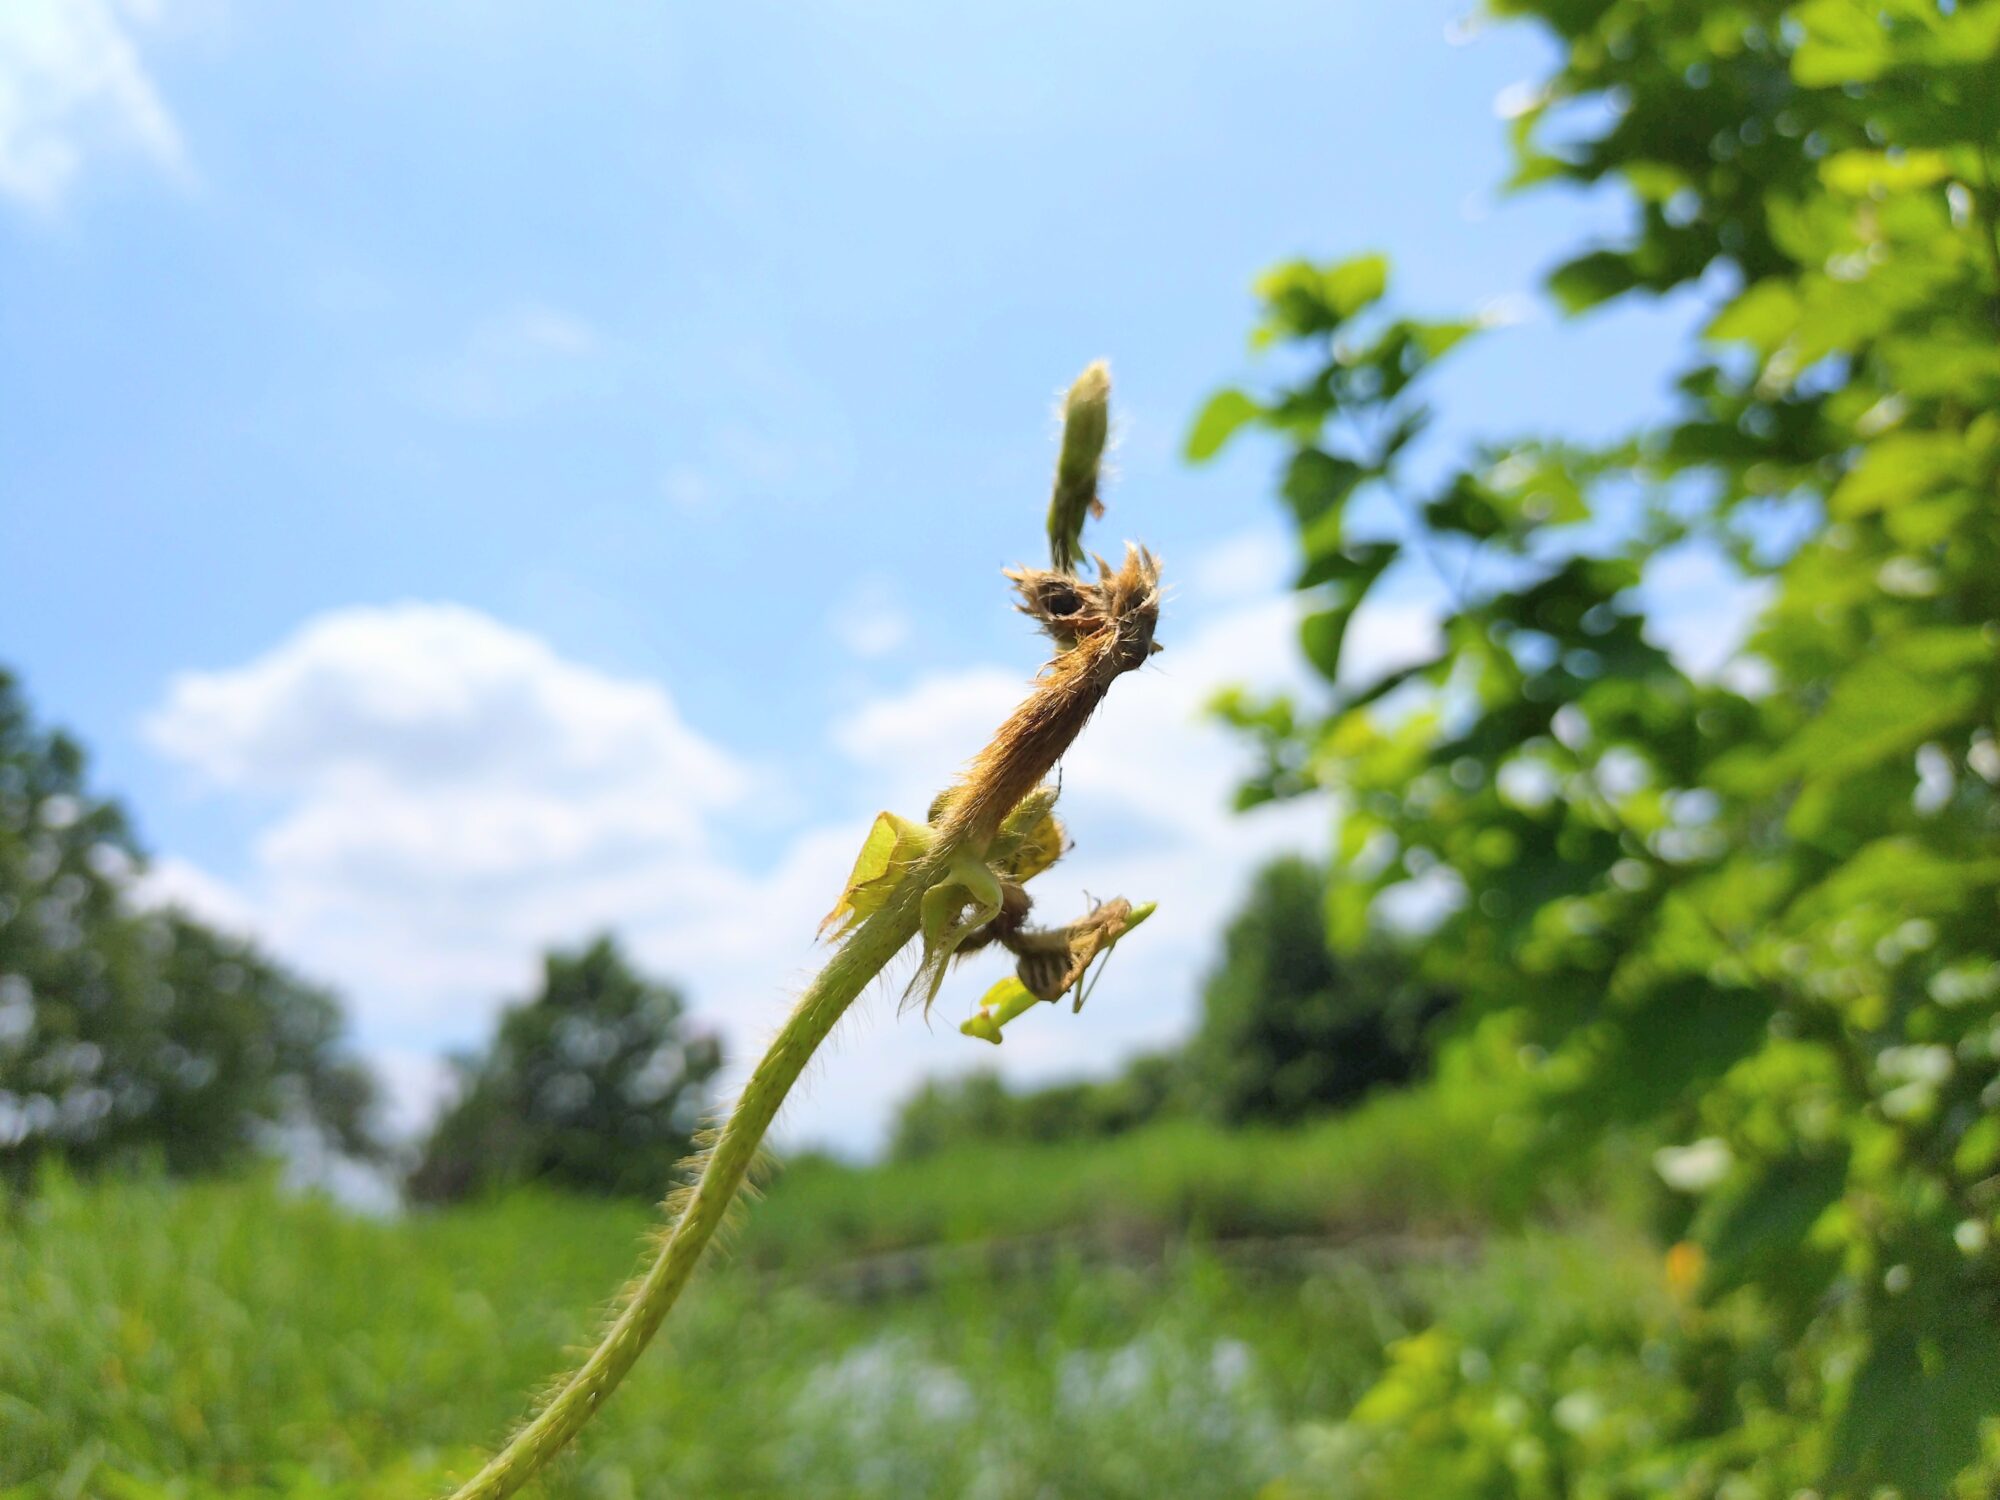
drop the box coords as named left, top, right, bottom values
left=740, top=1081, right=1548, bottom=1266
left=1, top=1174, right=1431, bottom=1498
left=0, top=1087, right=1653, bottom=1498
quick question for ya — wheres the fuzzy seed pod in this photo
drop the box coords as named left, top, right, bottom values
left=945, top=545, right=1161, bottom=849
left=1048, top=360, right=1111, bottom=573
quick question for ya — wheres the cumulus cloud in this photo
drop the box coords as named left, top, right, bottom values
left=0, top=0, right=190, bottom=209
left=803, top=571, right=1441, bottom=1130
left=1186, top=527, right=1292, bottom=604
left=134, top=539, right=1751, bottom=1156
left=129, top=852, right=259, bottom=936
left=141, top=544, right=1408, bottom=1154
left=149, top=601, right=737, bottom=802
left=827, top=575, right=914, bottom=660
left=821, top=622, right=1325, bottom=1101
left=655, top=342, right=857, bottom=514
left=147, top=602, right=748, bottom=1029
left=410, top=303, right=607, bottom=419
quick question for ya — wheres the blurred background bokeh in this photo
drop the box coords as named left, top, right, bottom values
left=3, top=1, right=1997, bottom=1495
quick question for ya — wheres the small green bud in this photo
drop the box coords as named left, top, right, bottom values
left=959, top=975, right=1046, bottom=1045
left=1048, top=360, right=1110, bottom=573
left=960, top=1011, right=1004, bottom=1044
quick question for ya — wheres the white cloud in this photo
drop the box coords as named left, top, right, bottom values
left=149, top=601, right=736, bottom=800
left=828, top=576, right=914, bottom=660
left=832, top=666, right=1020, bottom=814
left=129, top=851, right=258, bottom=935
left=653, top=341, right=857, bottom=515
left=147, top=602, right=749, bottom=1033
left=660, top=463, right=715, bottom=511
left=1186, top=527, right=1291, bottom=606
left=141, top=541, right=1384, bottom=1155
left=0, top=0, right=190, bottom=209
left=370, top=1047, right=458, bottom=1141
left=1642, top=541, right=1774, bottom=679
left=816, top=578, right=1341, bottom=1126
left=490, top=304, right=597, bottom=357
left=1342, top=592, right=1445, bottom=687
left=410, top=304, right=606, bottom=419
left=135, top=538, right=1773, bottom=1157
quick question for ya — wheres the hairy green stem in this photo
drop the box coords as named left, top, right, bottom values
left=442, top=359, right=1155, bottom=1498
left=444, top=880, right=927, bottom=1500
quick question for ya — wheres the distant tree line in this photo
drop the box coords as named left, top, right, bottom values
left=0, top=670, right=378, bottom=1186
left=4, top=658, right=1447, bottom=1197
left=888, top=855, right=1452, bottom=1161
left=0, top=666, right=724, bottom=1204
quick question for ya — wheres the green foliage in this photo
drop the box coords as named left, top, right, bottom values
left=1268, top=1229, right=1839, bottom=1499
left=888, top=1068, right=1016, bottom=1159
left=1196, top=0, right=2000, bottom=1491
left=900, top=854, right=1445, bottom=1153
left=408, top=935, right=721, bottom=1202
left=763, top=1077, right=1542, bottom=1266
left=0, top=1091, right=1574, bottom=1499
left=0, top=671, right=378, bottom=1185
left=1191, top=856, right=1448, bottom=1127
left=888, top=1052, right=1186, bottom=1162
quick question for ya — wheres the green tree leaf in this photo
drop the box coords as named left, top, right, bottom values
left=1184, top=388, right=1262, bottom=462
left=1322, top=252, right=1390, bottom=318
left=1830, top=1322, right=2000, bottom=1495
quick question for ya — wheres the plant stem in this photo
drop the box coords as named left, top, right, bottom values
left=442, top=361, right=1156, bottom=1498
left=442, top=550, right=1158, bottom=1496
left=444, top=881, right=926, bottom=1500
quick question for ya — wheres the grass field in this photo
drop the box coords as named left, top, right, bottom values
left=738, top=1082, right=1553, bottom=1266
left=0, top=1089, right=1667, bottom=1499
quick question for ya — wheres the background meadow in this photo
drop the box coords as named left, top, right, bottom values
left=5, top=0, right=1998, bottom=1495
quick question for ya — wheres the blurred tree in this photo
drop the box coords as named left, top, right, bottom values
left=0, top=670, right=379, bottom=1184
left=888, top=855, right=1444, bottom=1158
left=888, top=1068, right=1015, bottom=1161
left=1192, top=856, right=1445, bottom=1126
left=1193, top=1, right=2000, bottom=1491
left=409, top=935, right=721, bottom=1201
left=888, top=1050, right=1186, bottom=1161
left=145, top=914, right=378, bottom=1170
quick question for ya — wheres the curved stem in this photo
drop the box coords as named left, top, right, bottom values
left=444, top=884, right=925, bottom=1500
left=442, top=364, right=1157, bottom=1497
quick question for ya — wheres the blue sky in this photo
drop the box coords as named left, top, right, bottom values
left=0, top=1, right=1741, bottom=1153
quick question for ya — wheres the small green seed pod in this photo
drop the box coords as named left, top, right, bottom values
left=1048, top=360, right=1111, bottom=573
